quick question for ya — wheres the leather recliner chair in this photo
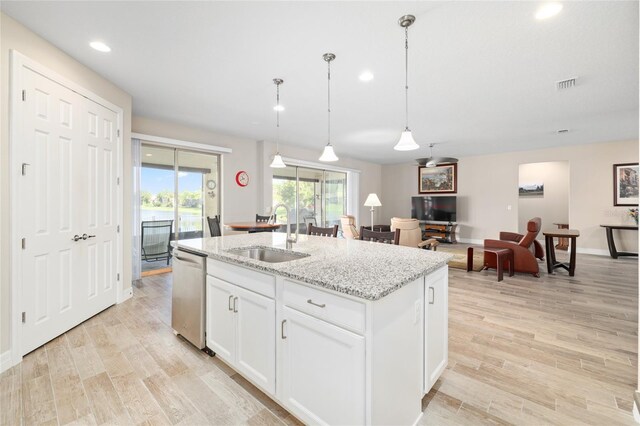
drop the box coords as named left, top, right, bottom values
left=483, top=217, right=544, bottom=277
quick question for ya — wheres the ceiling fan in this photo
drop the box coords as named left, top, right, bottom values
left=415, top=143, right=459, bottom=167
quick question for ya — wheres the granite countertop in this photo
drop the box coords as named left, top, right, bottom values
left=173, top=233, right=452, bottom=301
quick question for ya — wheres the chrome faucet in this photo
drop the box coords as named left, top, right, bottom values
left=273, top=203, right=297, bottom=250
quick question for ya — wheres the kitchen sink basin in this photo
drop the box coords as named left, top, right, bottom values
left=226, top=246, right=309, bottom=263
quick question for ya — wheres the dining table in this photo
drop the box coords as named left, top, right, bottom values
left=225, top=222, right=281, bottom=233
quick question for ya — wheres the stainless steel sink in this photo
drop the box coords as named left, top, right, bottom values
left=226, top=246, right=309, bottom=263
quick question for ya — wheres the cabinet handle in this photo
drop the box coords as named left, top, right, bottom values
left=281, top=319, right=287, bottom=339
left=307, top=299, right=326, bottom=308
left=228, top=295, right=233, bottom=311
left=429, top=287, right=435, bottom=304
left=233, top=297, right=238, bottom=313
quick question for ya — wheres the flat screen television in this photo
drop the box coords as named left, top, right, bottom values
left=411, top=196, right=457, bottom=223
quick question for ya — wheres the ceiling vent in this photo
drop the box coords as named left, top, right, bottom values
left=556, top=78, right=576, bottom=90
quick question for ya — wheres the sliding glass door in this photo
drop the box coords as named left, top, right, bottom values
left=272, top=166, right=347, bottom=235
left=140, top=144, right=220, bottom=274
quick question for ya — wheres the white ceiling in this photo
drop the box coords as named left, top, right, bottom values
left=3, top=1, right=638, bottom=164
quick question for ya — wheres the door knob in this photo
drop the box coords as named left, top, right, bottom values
left=72, top=235, right=82, bottom=242
left=82, top=234, right=96, bottom=240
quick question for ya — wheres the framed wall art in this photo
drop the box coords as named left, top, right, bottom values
left=418, top=163, right=457, bottom=194
left=614, top=163, right=638, bottom=206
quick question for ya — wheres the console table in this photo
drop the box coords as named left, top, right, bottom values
left=423, top=223, right=457, bottom=244
left=543, top=229, right=580, bottom=277
left=600, top=224, right=638, bottom=259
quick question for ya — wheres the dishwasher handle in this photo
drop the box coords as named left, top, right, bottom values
left=173, top=249, right=206, bottom=268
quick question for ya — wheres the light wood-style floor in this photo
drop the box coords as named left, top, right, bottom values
left=1, top=250, right=637, bottom=425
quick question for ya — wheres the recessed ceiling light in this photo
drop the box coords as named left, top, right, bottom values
left=273, top=105, right=285, bottom=112
left=535, top=3, right=563, bottom=20
left=90, top=41, right=111, bottom=52
left=359, top=71, right=374, bottom=82
left=145, top=153, right=153, bottom=157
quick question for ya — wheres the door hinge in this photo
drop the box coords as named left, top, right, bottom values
left=21, top=312, right=26, bottom=323
left=116, top=177, right=120, bottom=185
left=21, top=238, right=26, bottom=249
left=117, top=273, right=120, bottom=281
left=21, top=90, right=26, bottom=101
left=21, top=163, right=29, bottom=176
left=117, top=129, right=120, bottom=137
left=117, top=225, right=120, bottom=233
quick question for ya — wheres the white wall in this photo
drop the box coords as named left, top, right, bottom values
left=0, top=13, right=133, bottom=354
left=518, top=162, right=570, bottom=236
left=381, top=140, right=639, bottom=255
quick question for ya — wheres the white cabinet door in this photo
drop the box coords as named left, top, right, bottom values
left=206, top=276, right=236, bottom=361
left=280, top=307, right=365, bottom=426
left=235, top=286, right=276, bottom=394
left=425, top=267, right=449, bottom=392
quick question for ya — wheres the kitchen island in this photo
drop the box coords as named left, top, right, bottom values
left=174, top=233, right=451, bottom=425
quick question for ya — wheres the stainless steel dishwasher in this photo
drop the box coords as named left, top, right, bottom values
left=171, top=248, right=214, bottom=355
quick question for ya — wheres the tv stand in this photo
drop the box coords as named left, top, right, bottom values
left=423, top=223, right=457, bottom=244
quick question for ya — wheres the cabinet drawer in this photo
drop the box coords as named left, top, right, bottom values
left=207, top=259, right=275, bottom=298
left=283, top=280, right=365, bottom=334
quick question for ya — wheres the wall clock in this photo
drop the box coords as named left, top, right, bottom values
left=235, top=171, right=249, bottom=187
left=206, top=179, right=217, bottom=190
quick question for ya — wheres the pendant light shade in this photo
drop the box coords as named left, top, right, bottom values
left=395, top=129, right=420, bottom=151
left=319, top=144, right=339, bottom=162
left=320, top=53, right=339, bottom=162
left=394, top=15, right=419, bottom=152
left=270, top=153, right=287, bottom=168
left=270, top=78, right=287, bottom=169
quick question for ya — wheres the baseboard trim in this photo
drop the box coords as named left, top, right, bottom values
left=457, top=238, right=484, bottom=245
left=0, top=350, right=12, bottom=374
left=576, top=247, right=610, bottom=256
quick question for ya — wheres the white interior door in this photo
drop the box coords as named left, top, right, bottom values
left=19, top=66, right=119, bottom=355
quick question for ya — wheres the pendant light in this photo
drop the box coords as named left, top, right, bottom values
left=394, top=15, right=420, bottom=151
left=415, top=143, right=459, bottom=167
left=270, top=78, right=287, bottom=168
left=319, top=53, right=339, bottom=162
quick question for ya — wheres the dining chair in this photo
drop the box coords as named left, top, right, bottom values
left=359, top=226, right=400, bottom=245
left=256, top=214, right=275, bottom=223
left=207, top=215, right=221, bottom=237
left=307, top=224, right=339, bottom=237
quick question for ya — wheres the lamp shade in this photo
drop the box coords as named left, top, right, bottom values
left=394, top=130, right=420, bottom=151
left=319, top=144, right=339, bottom=162
left=270, top=153, right=287, bottom=168
left=364, top=193, right=382, bottom=207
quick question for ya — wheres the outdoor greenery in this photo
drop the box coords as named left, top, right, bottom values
left=141, top=190, right=203, bottom=209
left=272, top=178, right=345, bottom=225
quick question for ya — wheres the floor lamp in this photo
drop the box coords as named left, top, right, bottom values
left=364, top=194, right=382, bottom=231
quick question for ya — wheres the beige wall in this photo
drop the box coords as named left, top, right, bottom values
left=381, top=140, right=639, bottom=255
left=518, top=161, right=570, bottom=236
left=0, top=13, right=133, bottom=354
